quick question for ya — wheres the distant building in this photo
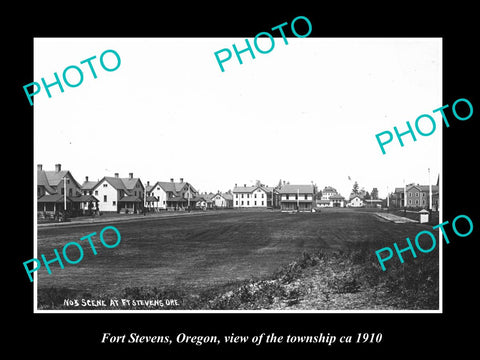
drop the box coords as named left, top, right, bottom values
left=145, top=178, right=198, bottom=211
left=348, top=195, right=364, bottom=208
left=37, top=164, right=98, bottom=215
left=278, top=184, right=315, bottom=211
left=232, top=184, right=270, bottom=208
left=390, top=183, right=439, bottom=210
left=212, top=191, right=234, bottom=208
left=91, top=172, right=144, bottom=213
left=316, top=186, right=345, bottom=207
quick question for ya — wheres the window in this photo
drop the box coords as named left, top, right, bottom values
left=262, top=194, right=264, bottom=198
left=241, top=201, right=244, bottom=205
left=304, top=194, right=308, bottom=200
left=409, top=199, right=412, bottom=204
left=95, top=190, right=98, bottom=196
left=236, top=201, right=238, bottom=205
left=113, top=201, right=116, bottom=205
left=247, top=201, right=249, bottom=205
left=236, top=194, right=238, bottom=198
left=286, top=194, right=289, bottom=200
left=241, top=194, right=244, bottom=198
left=69, top=188, right=73, bottom=196
left=262, top=201, right=264, bottom=206
left=254, top=194, right=257, bottom=198
left=103, top=183, right=108, bottom=188
left=415, top=192, right=419, bottom=197
left=134, top=191, right=137, bottom=196
left=61, top=188, right=64, bottom=195
left=254, top=201, right=257, bottom=205
left=104, top=195, right=107, bottom=202
left=415, top=200, right=419, bottom=204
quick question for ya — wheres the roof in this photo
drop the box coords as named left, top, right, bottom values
left=154, top=181, right=197, bottom=195
left=146, top=195, right=158, bottom=202
left=329, top=194, right=345, bottom=200
left=119, top=195, right=142, bottom=202
left=278, top=184, right=315, bottom=194
left=322, top=186, right=337, bottom=193
left=70, top=195, right=99, bottom=203
left=37, top=194, right=72, bottom=203
left=93, top=176, right=143, bottom=194
left=37, top=169, right=81, bottom=193
left=395, top=184, right=439, bottom=193
left=349, top=195, right=364, bottom=201
left=316, top=199, right=331, bottom=204
left=81, top=180, right=98, bottom=190
left=233, top=186, right=261, bottom=193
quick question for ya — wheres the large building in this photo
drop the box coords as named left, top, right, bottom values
left=232, top=184, right=271, bottom=208
left=278, top=184, right=315, bottom=211
left=390, top=183, right=439, bottom=210
left=89, top=173, right=144, bottom=213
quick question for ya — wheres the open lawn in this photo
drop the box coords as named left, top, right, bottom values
left=35, top=209, right=439, bottom=310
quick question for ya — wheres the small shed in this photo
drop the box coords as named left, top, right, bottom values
left=419, top=209, right=430, bottom=223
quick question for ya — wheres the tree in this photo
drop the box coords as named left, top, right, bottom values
left=364, top=191, right=371, bottom=200
left=352, top=181, right=359, bottom=195
left=371, top=187, right=379, bottom=200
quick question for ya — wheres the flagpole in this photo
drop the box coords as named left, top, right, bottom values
left=428, top=168, right=432, bottom=210
left=64, top=176, right=67, bottom=211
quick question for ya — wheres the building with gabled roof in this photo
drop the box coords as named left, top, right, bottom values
left=37, top=164, right=98, bottom=216
left=91, top=172, right=144, bottom=213
left=232, top=184, right=276, bottom=208
left=145, top=178, right=198, bottom=210
left=390, top=183, right=439, bottom=210
left=212, top=191, right=234, bottom=208
left=278, top=184, right=315, bottom=211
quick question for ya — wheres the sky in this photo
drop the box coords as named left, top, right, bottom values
left=34, top=37, right=442, bottom=198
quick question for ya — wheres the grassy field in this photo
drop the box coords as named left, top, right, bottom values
left=35, top=208, right=439, bottom=310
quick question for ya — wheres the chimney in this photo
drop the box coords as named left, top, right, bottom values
left=85, top=176, right=89, bottom=182
left=37, top=164, right=42, bottom=171
left=147, top=181, right=150, bottom=186
left=115, top=173, right=119, bottom=178
left=55, top=164, right=61, bottom=172
left=170, top=178, right=174, bottom=182
left=180, top=177, right=184, bottom=183
left=129, top=173, right=133, bottom=179
left=235, top=183, right=237, bottom=187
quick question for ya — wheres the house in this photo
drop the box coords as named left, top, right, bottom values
left=316, top=186, right=345, bottom=207
left=193, top=193, right=214, bottom=210
left=37, top=164, right=98, bottom=215
left=212, top=191, right=234, bottom=208
left=145, top=178, right=198, bottom=211
left=278, top=184, right=315, bottom=211
left=348, top=195, right=364, bottom=207
left=390, top=183, right=439, bottom=210
left=91, top=172, right=144, bottom=213
left=232, top=184, right=271, bottom=208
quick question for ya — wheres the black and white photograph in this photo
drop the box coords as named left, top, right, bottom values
left=32, top=37, right=442, bottom=312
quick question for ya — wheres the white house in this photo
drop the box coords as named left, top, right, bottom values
left=233, top=185, right=269, bottom=208
left=91, top=173, right=144, bottom=213
left=212, top=192, right=233, bottom=208
left=316, top=186, right=345, bottom=207
left=348, top=195, right=364, bottom=207
left=145, top=178, right=198, bottom=210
